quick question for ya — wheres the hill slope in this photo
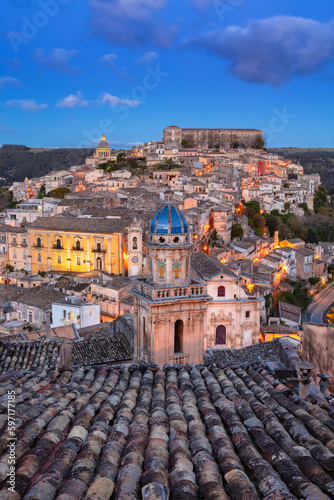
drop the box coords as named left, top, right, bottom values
left=269, top=148, right=334, bottom=193
left=0, top=145, right=94, bottom=185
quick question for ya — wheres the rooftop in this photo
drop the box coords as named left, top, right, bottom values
left=0, top=343, right=333, bottom=499
left=191, top=251, right=238, bottom=280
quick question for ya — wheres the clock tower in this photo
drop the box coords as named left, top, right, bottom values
left=127, top=218, right=144, bottom=277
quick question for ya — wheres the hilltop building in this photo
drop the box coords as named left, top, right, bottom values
left=163, top=126, right=263, bottom=149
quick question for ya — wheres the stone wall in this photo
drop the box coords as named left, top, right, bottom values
left=111, top=313, right=137, bottom=353
left=302, top=323, right=334, bottom=382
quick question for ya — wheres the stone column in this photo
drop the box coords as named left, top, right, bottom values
left=27, top=233, right=32, bottom=273
left=108, top=237, right=112, bottom=273
left=47, top=234, right=51, bottom=271
left=67, top=235, right=71, bottom=271
left=87, top=236, right=91, bottom=272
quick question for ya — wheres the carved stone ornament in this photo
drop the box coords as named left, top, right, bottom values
left=155, top=315, right=168, bottom=324
left=241, top=321, right=256, bottom=331
left=210, top=312, right=233, bottom=323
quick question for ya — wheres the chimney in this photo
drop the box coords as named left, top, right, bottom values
left=298, top=361, right=314, bottom=400
left=317, top=373, right=330, bottom=396
left=46, top=312, right=51, bottom=343
left=59, top=341, right=72, bottom=368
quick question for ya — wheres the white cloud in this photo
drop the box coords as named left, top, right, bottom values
left=100, top=54, right=118, bottom=68
left=0, top=77, right=19, bottom=90
left=5, top=99, right=48, bottom=112
left=101, top=93, right=142, bottom=108
left=56, top=91, right=88, bottom=109
left=88, top=0, right=177, bottom=47
left=135, top=51, right=158, bottom=65
left=33, top=48, right=79, bottom=73
left=187, top=16, right=334, bottom=86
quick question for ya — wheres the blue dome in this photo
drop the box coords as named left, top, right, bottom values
left=150, top=204, right=188, bottom=235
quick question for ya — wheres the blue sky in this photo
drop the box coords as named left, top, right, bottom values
left=1, top=0, right=334, bottom=148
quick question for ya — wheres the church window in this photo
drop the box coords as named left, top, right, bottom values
left=56, top=239, right=61, bottom=249
left=173, top=237, right=179, bottom=243
left=133, top=237, right=137, bottom=250
left=37, top=253, right=41, bottom=262
left=76, top=240, right=81, bottom=250
left=246, top=311, right=250, bottom=318
left=218, top=286, right=225, bottom=297
left=174, top=320, right=184, bottom=353
left=77, top=257, right=81, bottom=266
left=57, top=255, right=61, bottom=264
left=36, top=237, right=42, bottom=247
left=159, top=237, right=165, bottom=244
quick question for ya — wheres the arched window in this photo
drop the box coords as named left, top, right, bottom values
left=218, top=286, right=225, bottom=297
left=77, top=257, right=81, bottom=266
left=76, top=240, right=81, bottom=250
left=57, top=255, right=61, bottom=264
left=36, top=237, right=41, bottom=248
left=174, top=320, right=184, bottom=353
left=133, top=237, right=137, bottom=250
left=216, top=325, right=226, bottom=345
left=23, top=251, right=27, bottom=259
left=56, top=239, right=61, bottom=249
left=37, top=253, right=41, bottom=262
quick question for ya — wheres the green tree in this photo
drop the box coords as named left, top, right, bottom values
left=232, top=141, right=240, bottom=149
left=231, top=224, right=243, bottom=240
left=181, top=139, right=188, bottom=147
left=117, top=151, right=126, bottom=163
left=314, top=185, right=328, bottom=213
left=265, top=215, right=280, bottom=237
left=46, top=187, right=71, bottom=199
left=253, top=136, right=265, bottom=149
left=284, top=202, right=290, bottom=211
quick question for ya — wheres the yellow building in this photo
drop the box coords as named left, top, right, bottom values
left=18, top=215, right=128, bottom=275
left=95, top=134, right=111, bottom=159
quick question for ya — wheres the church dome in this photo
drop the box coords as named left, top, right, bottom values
left=150, top=204, right=188, bottom=235
left=97, top=134, right=110, bottom=150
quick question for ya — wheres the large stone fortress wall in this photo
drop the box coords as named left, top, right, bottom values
left=163, top=125, right=263, bottom=149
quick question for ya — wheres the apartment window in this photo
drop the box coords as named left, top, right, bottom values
left=12, top=238, right=16, bottom=245
left=13, top=251, right=17, bottom=259
left=246, top=311, right=250, bottom=318
left=56, top=239, right=61, bottom=249
left=97, top=242, right=101, bottom=252
left=76, top=240, right=81, bottom=250
left=77, top=257, right=81, bottom=266
left=63, top=310, right=66, bottom=318
left=23, top=251, right=27, bottom=259
left=37, top=253, right=41, bottom=262
left=36, top=237, right=42, bottom=247
left=57, top=255, right=61, bottom=264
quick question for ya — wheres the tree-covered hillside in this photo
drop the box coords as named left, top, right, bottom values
left=0, top=145, right=94, bottom=185
left=269, top=148, right=334, bottom=193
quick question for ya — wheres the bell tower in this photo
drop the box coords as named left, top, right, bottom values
left=130, top=202, right=211, bottom=366
left=127, top=217, right=143, bottom=277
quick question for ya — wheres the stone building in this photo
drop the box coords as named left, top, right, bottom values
left=209, top=205, right=233, bottom=243
left=131, top=200, right=211, bottom=365
left=191, top=252, right=263, bottom=350
left=163, top=125, right=263, bottom=149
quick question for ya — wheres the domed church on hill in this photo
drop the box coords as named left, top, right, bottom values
left=95, top=134, right=111, bottom=158
left=130, top=193, right=211, bottom=365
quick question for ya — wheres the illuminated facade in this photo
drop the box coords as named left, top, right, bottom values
left=11, top=216, right=128, bottom=275
left=95, top=134, right=111, bottom=158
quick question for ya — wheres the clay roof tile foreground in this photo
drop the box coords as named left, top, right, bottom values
left=0, top=342, right=333, bottom=498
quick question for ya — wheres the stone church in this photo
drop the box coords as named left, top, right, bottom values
left=131, top=199, right=263, bottom=365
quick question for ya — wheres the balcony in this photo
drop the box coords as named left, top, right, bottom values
left=71, top=246, right=85, bottom=252
left=92, top=247, right=107, bottom=253
left=53, top=244, right=64, bottom=250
